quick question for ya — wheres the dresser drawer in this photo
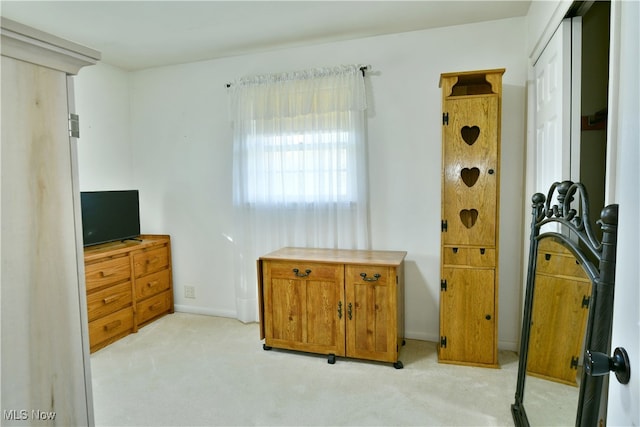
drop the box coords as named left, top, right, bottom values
left=87, top=281, right=132, bottom=322
left=267, top=261, right=342, bottom=281
left=346, top=265, right=392, bottom=285
left=135, top=269, right=171, bottom=299
left=536, top=252, right=587, bottom=279
left=442, top=246, right=496, bottom=267
left=85, top=256, right=131, bottom=292
left=133, top=246, right=170, bottom=277
left=138, top=290, right=172, bottom=325
left=89, top=307, right=134, bottom=349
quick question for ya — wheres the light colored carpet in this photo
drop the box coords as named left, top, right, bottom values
left=90, top=312, right=576, bottom=426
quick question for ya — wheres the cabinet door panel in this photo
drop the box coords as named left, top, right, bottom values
left=442, top=96, right=498, bottom=246
left=527, top=274, right=591, bottom=385
left=345, top=266, right=397, bottom=362
left=269, top=278, right=305, bottom=342
left=263, top=262, right=345, bottom=356
left=306, top=280, right=345, bottom=350
left=440, top=268, right=495, bottom=365
left=2, top=56, right=92, bottom=420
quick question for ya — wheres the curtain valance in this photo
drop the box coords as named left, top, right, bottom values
left=229, top=64, right=367, bottom=120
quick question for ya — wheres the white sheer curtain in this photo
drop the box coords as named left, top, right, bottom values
left=229, top=64, right=370, bottom=322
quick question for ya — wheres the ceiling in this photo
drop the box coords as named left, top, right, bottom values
left=1, top=1, right=531, bottom=71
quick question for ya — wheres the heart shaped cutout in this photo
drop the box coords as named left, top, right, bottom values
left=460, top=209, right=479, bottom=229
left=461, top=126, right=480, bottom=145
left=461, top=167, right=480, bottom=187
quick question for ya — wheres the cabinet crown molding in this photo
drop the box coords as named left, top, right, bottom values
left=1, top=17, right=100, bottom=74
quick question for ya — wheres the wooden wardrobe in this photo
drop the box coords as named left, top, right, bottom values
left=438, top=69, right=504, bottom=368
left=1, top=17, right=100, bottom=423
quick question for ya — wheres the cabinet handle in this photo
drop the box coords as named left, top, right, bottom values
left=147, top=280, right=159, bottom=288
left=104, top=320, right=122, bottom=331
left=147, top=257, right=159, bottom=264
left=348, top=302, right=353, bottom=320
left=360, top=273, right=381, bottom=282
left=292, top=268, right=312, bottom=278
left=337, top=301, right=343, bottom=319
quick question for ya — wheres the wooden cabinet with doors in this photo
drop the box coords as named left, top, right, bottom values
left=526, top=239, right=592, bottom=385
left=258, top=247, right=406, bottom=368
left=438, top=69, right=504, bottom=367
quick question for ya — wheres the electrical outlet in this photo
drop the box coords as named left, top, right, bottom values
left=184, top=285, right=195, bottom=299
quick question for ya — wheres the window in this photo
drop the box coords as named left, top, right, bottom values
left=229, top=65, right=371, bottom=322
left=243, top=119, right=355, bottom=205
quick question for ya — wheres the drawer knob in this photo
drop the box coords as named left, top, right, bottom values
left=102, top=295, right=120, bottom=304
left=292, top=268, right=311, bottom=278
left=360, top=273, right=381, bottom=282
left=147, top=280, right=159, bottom=288
left=150, top=302, right=163, bottom=311
left=104, top=320, right=122, bottom=331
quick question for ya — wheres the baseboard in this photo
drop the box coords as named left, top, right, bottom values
left=498, top=340, right=519, bottom=352
left=404, top=330, right=519, bottom=352
left=174, top=305, right=237, bottom=319
left=404, top=330, right=438, bottom=342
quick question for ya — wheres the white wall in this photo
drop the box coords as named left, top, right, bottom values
left=76, top=16, right=528, bottom=349
left=75, top=62, right=133, bottom=191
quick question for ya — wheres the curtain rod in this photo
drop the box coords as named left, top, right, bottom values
left=225, top=65, right=369, bottom=88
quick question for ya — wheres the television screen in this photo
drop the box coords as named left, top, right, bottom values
left=81, top=190, right=141, bottom=246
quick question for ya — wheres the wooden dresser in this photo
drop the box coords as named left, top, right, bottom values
left=84, top=234, right=174, bottom=352
left=257, top=247, right=406, bottom=368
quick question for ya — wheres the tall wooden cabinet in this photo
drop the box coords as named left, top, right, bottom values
left=258, top=247, right=406, bottom=368
left=1, top=18, right=100, bottom=424
left=438, top=69, right=504, bottom=367
left=527, top=239, right=592, bottom=385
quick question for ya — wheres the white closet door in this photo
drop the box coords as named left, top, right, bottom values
left=533, top=18, right=582, bottom=196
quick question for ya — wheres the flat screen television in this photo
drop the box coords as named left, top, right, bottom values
left=80, top=190, right=141, bottom=246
